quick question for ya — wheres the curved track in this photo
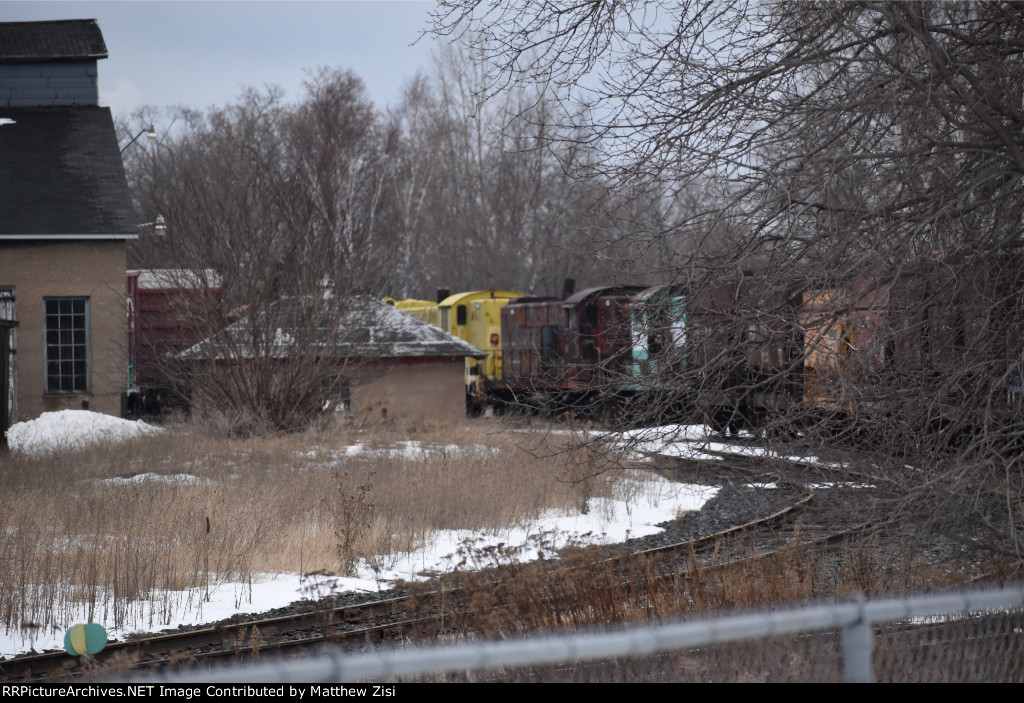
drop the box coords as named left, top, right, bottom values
left=0, top=460, right=879, bottom=681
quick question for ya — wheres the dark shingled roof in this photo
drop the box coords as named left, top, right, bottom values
left=181, top=296, right=488, bottom=361
left=0, top=20, right=107, bottom=62
left=0, top=107, right=137, bottom=237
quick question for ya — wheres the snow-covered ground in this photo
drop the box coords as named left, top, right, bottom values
left=608, top=423, right=849, bottom=469
left=299, top=440, right=499, bottom=462
left=1, top=414, right=727, bottom=659
left=1, top=418, right=870, bottom=659
left=0, top=467, right=716, bottom=658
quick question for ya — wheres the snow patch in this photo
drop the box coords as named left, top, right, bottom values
left=97, top=473, right=210, bottom=487
left=610, top=423, right=832, bottom=468
left=300, top=441, right=499, bottom=463
left=5, top=410, right=164, bottom=458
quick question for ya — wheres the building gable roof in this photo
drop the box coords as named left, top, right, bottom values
left=0, top=107, right=136, bottom=238
left=182, top=296, right=488, bottom=361
left=0, top=20, right=107, bottom=63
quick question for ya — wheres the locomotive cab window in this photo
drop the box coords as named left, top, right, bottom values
left=44, top=297, right=89, bottom=394
left=456, top=305, right=467, bottom=326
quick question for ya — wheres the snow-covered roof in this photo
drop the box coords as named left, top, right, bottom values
left=180, top=296, right=487, bottom=361
left=129, top=269, right=222, bottom=289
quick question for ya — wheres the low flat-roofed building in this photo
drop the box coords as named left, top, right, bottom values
left=181, top=296, right=487, bottom=425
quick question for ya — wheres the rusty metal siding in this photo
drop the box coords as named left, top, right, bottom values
left=500, top=298, right=563, bottom=391
left=559, top=286, right=645, bottom=389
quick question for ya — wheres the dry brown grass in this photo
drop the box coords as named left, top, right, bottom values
left=404, top=534, right=988, bottom=682
left=3, top=412, right=985, bottom=670
left=422, top=537, right=969, bottom=640
left=0, top=416, right=616, bottom=647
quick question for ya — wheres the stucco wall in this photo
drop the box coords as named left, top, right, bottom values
left=0, top=240, right=127, bottom=420
left=350, top=359, right=466, bottom=426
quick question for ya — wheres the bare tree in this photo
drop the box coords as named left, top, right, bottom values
left=287, top=68, right=399, bottom=294
left=431, top=1, right=1024, bottom=557
left=385, top=43, right=645, bottom=297
left=430, top=2, right=1024, bottom=263
left=125, top=74, right=397, bottom=432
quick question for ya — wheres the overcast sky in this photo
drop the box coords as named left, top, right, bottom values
left=3, top=1, right=440, bottom=118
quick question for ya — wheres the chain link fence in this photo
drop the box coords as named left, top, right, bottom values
left=158, top=585, right=1024, bottom=683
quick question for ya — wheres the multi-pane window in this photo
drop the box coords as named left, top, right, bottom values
left=44, top=297, right=89, bottom=393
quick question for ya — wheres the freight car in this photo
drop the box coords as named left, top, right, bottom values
left=499, top=295, right=562, bottom=407
left=799, top=269, right=987, bottom=444
left=125, top=269, right=222, bottom=416
left=501, top=285, right=645, bottom=413
left=618, top=274, right=802, bottom=432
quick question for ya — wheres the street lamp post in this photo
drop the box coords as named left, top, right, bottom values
left=120, top=124, right=157, bottom=154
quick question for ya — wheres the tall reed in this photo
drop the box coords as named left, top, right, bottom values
left=0, top=418, right=616, bottom=648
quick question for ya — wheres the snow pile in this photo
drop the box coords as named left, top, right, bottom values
left=5, top=410, right=164, bottom=457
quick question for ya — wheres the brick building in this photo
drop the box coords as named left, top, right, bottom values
left=0, top=20, right=135, bottom=436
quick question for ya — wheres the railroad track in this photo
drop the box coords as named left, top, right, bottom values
left=0, top=463, right=878, bottom=681
left=0, top=592, right=420, bottom=680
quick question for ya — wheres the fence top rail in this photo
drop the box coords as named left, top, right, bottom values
left=148, top=584, right=1024, bottom=684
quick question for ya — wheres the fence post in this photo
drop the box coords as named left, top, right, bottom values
left=842, top=594, right=874, bottom=683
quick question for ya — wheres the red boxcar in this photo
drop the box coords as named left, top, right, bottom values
left=126, top=270, right=222, bottom=414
